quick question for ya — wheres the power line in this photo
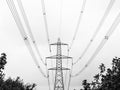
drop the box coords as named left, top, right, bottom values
left=45, top=59, right=51, bottom=90
left=47, top=71, right=51, bottom=90
left=6, top=0, right=47, bottom=78
left=73, top=0, right=116, bottom=65
left=50, top=56, right=55, bottom=85
left=58, top=0, right=63, bottom=38
left=72, top=12, right=120, bottom=77
left=69, top=0, right=87, bottom=51
left=16, top=0, right=45, bottom=65
left=65, top=46, right=69, bottom=87
left=67, top=59, right=73, bottom=90
left=40, top=0, right=54, bottom=82
left=49, top=45, right=55, bottom=84
left=40, top=0, right=51, bottom=53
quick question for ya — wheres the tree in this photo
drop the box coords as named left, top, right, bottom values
left=1, top=77, right=36, bottom=90
left=0, top=53, right=36, bottom=90
left=82, top=57, right=120, bottom=90
left=0, top=53, right=7, bottom=87
left=82, top=80, right=91, bottom=90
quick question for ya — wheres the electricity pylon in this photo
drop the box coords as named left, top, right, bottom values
left=46, top=38, right=72, bottom=90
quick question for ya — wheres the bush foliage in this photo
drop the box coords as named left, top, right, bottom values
left=82, top=57, right=120, bottom=90
left=0, top=53, right=36, bottom=90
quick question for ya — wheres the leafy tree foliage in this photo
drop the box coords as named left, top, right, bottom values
left=0, top=53, right=36, bottom=90
left=82, top=80, right=91, bottom=90
left=82, top=57, right=120, bottom=90
left=0, top=53, right=7, bottom=85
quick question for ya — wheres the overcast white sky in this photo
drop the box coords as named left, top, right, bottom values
left=0, top=0, right=120, bottom=90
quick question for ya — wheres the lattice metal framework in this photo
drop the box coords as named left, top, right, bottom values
left=46, top=38, right=72, bottom=90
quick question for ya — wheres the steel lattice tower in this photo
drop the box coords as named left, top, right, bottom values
left=46, top=38, right=72, bottom=90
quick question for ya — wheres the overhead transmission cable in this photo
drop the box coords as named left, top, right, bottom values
left=6, top=0, right=47, bottom=78
left=67, top=58, right=73, bottom=90
left=72, top=12, right=120, bottom=77
left=73, top=0, right=116, bottom=65
left=58, top=0, right=63, bottom=38
left=40, top=0, right=51, bottom=52
left=69, top=0, right=87, bottom=51
left=40, top=0, right=55, bottom=84
left=16, top=0, right=45, bottom=65
left=64, top=46, right=69, bottom=87
left=45, top=59, right=51, bottom=90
